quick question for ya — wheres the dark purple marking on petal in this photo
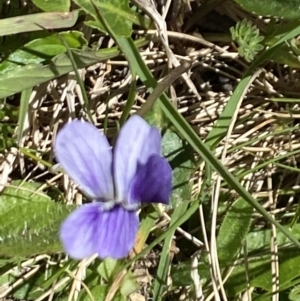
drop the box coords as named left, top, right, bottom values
left=128, top=154, right=172, bottom=205
left=113, top=116, right=161, bottom=202
left=55, top=120, right=114, bottom=200
left=60, top=203, right=139, bottom=260
left=95, top=204, right=139, bottom=259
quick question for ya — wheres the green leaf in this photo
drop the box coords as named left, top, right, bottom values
left=162, top=130, right=193, bottom=207
left=78, top=285, right=126, bottom=301
left=97, top=258, right=138, bottom=297
left=225, top=248, right=300, bottom=296
left=98, top=258, right=121, bottom=281
left=31, top=0, right=70, bottom=12
left=0, top=31, right=87, bottom=74
left=120, top=272, right=139, bottom=297
left=73, top=0, right=133, bottom=37
left=230, top=19, right=264, bottom=62
left=77, top=285, right=106, bottom=301
left=246, top=224, right=300, bottom=254
left=171, top=197, right=253, bottom=288
left=289, top=286, right=300, bottom=301
left=0, top=11, right=78, bottom=36
left=171, top=260, right=211, bottom=287
left=0, top=38, right=148, bottom=99
left=0, top=180, right=73, bottom=257
left=234, top=0, right=300, bottom=19
left=269, top=44, right=300, bottom=68
left=217, top=198, right=253, bottom=265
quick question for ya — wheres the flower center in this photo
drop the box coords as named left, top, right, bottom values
left=98, top=199, right=140, bottom=212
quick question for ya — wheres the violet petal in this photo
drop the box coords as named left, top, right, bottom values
left=60, top=203, right=139, bottom=259
left=128, top=154, right=172, bottom=205
left=113, top=115, right=161, bottom=201
left=55, top=121, right=114, bottom=200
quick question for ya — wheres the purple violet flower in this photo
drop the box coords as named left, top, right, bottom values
left=55, top=115, right=172, bottom=259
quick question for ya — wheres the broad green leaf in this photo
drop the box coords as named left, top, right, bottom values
left=225, top=254, right=270, bottom=296
left=0, top=31, right=87, bottom=74
left=0, top=181, right=73, bottom=256
left=225, top=248, right=300, bottom=296
left=31, top=0, right=70, bottom=12
left=263, top=34, right=300, bottom=68
left=162, top=130, right=193, bottom=207
left=98, top=258, right=121, bottom=281
left=217, top=197, right=253, bottom=265
left=77, top=285, right=107, bottom=301
left=0, top=38, right=149, bottom=99
left=171, top=198, right=253, bottom=287
left=78, top=285, right=126, bottom=301
left=234, top=0, right=300, bottom=19
left=289, top=286, right=300, bottom=301
left=267, top=20, right=300, bottom=41
left=97, top=258, right=138, bottom=297
left=171, top=260, right=211, bottom=287
left=73, top=0, right=133, bottom=37
left=171, top=248, right=300, bottom=300
left=246, top=224, right=300, bottom=254
left=269, top=44, right=300, bottom=68
left=0, top=11, right=78, bottom=36
left=146, top=102, right=168, bottom=129
left=120, top=272, right=139, bottom=296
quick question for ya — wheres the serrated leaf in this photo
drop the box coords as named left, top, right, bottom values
left=234, top=0, right=300, bottom=19
left=217, top=197, right=253, bottom=265
left=0, top=31, right=87, bottom=74
left=31, top=0, right=70, bottom=12
left=73, top=0, right=133, bottom=37
left=0, top=181, right=73, bottom=257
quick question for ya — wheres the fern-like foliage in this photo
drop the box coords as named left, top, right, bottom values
left=230, top=19, right=264, bottom=62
